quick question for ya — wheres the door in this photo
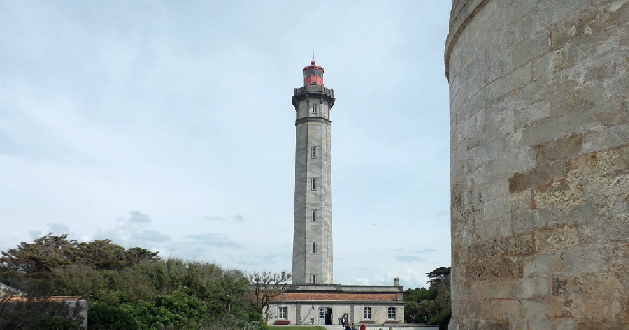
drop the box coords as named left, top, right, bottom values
left=325, top=307, right=333, bottom=325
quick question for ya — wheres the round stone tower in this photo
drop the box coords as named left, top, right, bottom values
left=291, top=60, right=335, bottom=285
left=446, top=0, right=629, bottom=329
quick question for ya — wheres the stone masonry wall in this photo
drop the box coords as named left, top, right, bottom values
left=446, top=0, right=629, bottom=329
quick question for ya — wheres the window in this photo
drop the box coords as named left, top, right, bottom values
left=278, top=306, right=287, bottom=319
left=388, top=307, right=396, bottom=320
left=312, top=209, right=316, bottom=222
left=311, top=178, right=317, bottom=190
left=312, top=242, right=316, bottom=253
left=311, top=146, right=317, bottom=158
left=363, top=307, right=372, bottom=320
left=312, top=104, right=317, bottom=113
left=311, top=274, right=316, bottom=284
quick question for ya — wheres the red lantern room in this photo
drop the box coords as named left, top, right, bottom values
left=302, top=60, right=324, bottom=86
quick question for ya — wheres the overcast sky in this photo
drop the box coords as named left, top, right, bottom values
left=0, top=1, right=451, bottom=289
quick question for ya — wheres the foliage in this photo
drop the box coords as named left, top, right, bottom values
left=88, top=301, right=140, bottom=330
left=0, top=296, right=84, bottom=330
left=0, top=233, right=158, bottom=296
left=0, top=234, right=271, bottom=330
left=404, top=266, right=451, bottom=328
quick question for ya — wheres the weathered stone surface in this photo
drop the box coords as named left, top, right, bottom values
left=508, top=165, right=551, bottom=193
left=446, top=0, right=629, bottom=328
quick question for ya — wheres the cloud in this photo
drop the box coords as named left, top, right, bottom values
left=131, top=229, right=170, bottom=243
left=95, top=211, right=170, bottom=250
left=205, top=216, right=228, bottom=221
left=204, top=214, right=246, bottom=222
left=232, top=252, right=290, bottom=266
left=128, top=211, right=151, bottom=224
left=413, top=249, right=437, bottom=254
left=183, top=233, right=243, bottom=249
left=46, top=223, right=70, bottom=234
left=28, top=230, right=42, bottom=240
left=395, top=256, right=425, bottom=263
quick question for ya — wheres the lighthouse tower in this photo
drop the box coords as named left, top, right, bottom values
left=291, top=60, right=335, bottom=285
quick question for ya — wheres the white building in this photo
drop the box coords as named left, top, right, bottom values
left=266, top=280, right=405, bottom=326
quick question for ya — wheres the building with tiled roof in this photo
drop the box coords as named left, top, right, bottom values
left=265, top=279, right=405, bottom=326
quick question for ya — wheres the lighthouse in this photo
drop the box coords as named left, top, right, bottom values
left=265, top=60, right=403, bottom=326
left=291, top=60, right=335, bottom=285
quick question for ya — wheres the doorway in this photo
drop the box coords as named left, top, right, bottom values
left=319, top=307, right=333, bottom=325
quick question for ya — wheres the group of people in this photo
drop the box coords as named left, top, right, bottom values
left=341, top=323, right=393, bottom=330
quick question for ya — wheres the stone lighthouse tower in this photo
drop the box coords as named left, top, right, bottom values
left=291, top=60, right=335, bottom=285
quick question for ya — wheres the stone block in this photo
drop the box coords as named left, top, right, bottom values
left=507, top=233, right=534, bottom=256
left=484, top=196, right=509, bottom=222
left=535, top=225, right=580, bottom=251
left=533, top=180, right=584, bottom=211
left=503, top=0, right=539, bottom=27
left=490, top=63, right=532, bottom=101
left=537, top=0, right=590, bottom=31
left=514, top=100, right=551, bottom=130
left=522, top=276, right=548, bottom=298
left=556, top=319, right=576, bottom=330
left=551, top=161, right=568, bottom=181
left=508, top=165, right=551, bottom=193
left=512, top=31, right=549, bottom=67
left=583, top=123, right=629, bottom=152
left=536, top=135, right=583, bottom=165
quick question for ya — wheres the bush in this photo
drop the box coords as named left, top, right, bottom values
left=88, top=302, right=140, bottom=330
left=428, top=309, right=451, bottom=330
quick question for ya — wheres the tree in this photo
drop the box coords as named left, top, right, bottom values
left=426, top=267, right=451, bottom=286
left=404, top=266, right=451, bottom=329
left=209, top=271, right=250, bottom=315
left=0, top=234, right=159, bottom=296
left=247, top=271, right=291, bottom=319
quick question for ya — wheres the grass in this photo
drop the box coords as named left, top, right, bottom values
left=268, top=327, right=327, bottom=330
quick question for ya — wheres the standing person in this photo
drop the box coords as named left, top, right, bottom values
left=360, top=323, right=366, bottom=330
left=411, top=314, right=416, bottom=323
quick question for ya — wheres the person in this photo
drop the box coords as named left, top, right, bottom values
left=351, top=323, right=355, bottom=330
left=360, top=324, right=366, bottom=330
left=424, top=315, right=428, bottom=323
left=411, top=314, right=416, bottom=323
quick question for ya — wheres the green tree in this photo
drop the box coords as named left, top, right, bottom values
left=404, top=266, right=451, bottom=329
left=209, top=271, right=250, bottom=315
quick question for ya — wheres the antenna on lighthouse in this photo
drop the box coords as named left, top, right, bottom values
left=312, top=50, right=315, bottom=62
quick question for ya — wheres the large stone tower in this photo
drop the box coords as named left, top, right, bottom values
left=446, top=0, right=629, bottom=329
left=291, top=60, right=335, bottom=285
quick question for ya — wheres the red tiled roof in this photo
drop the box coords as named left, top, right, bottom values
left=272, top=292, right=397, bottom=301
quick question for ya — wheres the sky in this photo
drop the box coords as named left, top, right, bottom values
left=0, top=1, right=452, bottom=289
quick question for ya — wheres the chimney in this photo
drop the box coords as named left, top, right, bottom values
left=394, top=277, right=399, bottom=286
